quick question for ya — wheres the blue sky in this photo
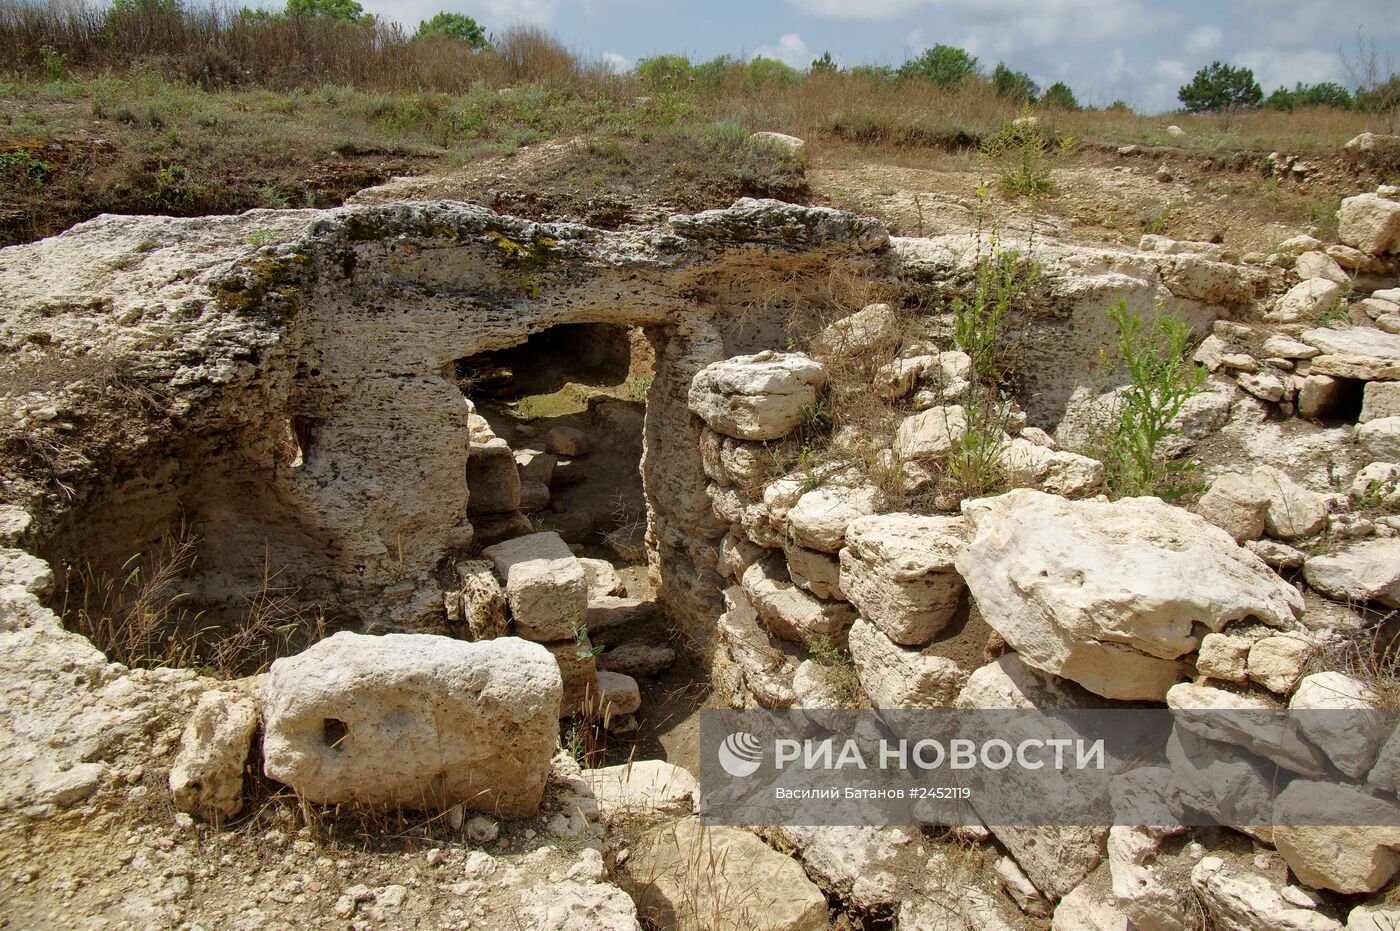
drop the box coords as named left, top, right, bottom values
left=356, top=0, right=1399, bottom=113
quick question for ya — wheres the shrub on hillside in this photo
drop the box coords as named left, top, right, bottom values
left=415, top=12, right=486, bottom=49
left=993, top=62, right=1038, bottom=103
left=1040, top=81, right=1079, bottom=111
left=900, top=44, right=980, bottom=87
left=1177, top=61, right=1263, bottom=113
left=1264, top=81, right=1353, bottom=111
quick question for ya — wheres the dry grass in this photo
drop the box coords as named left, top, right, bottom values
left=61, top=525, right=326, bottom=677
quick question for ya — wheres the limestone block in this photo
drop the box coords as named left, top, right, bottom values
left=785, top=545, right=843, bottom=601
left=545, top=638, right=598, bottom=717
left=1197, top=472, right=1270, bottom=543
left=584, top=760, right=698, bottom=818
left=483, top=532, right=589, bottom=642
left=169, top=687, right=259, bottom=822
left=1255, top=466, right=1329, bottom=540
left=1302, top=327, right=1400, bottom=380
left=847, top=617, right=967, bottom=709
left=742, top=558, right=855, bottom=645
left=546, top=426, right=590, bottom=457
left=1247, top=634, right=1312, bottom=695
left=1296, top=374, right=1348, bottom=420
left=1359, top=417, right=1400, bottom=461
left=467, top=437, right=523, bottom=515
left=1295, top=251, right=1348, bottom=284
left=1195, top=631, right=1255, bottom=683
left=1270, top=280, right=1343, bottom=324
left=786, top=483, right=882, bottom=552
left=1190, top=856, right=1342, bottom=931
left=261, top=632, right=560, bottom=815
left=812, top=302, right=898, bottom=358
left=1339, top=192, right=1400, bottom=255
left=839, top=513, right=966, bottom=646
left=688, top=351, right=826, bottom=441
left=1304, top=538, right=1400, bottom=608
left=1290, top=671, right=1386, bottom=779
left=1274, top=781, right=1400, bottom=894
left=1002, top=437, right=1107, bottom=498
left=956, top=490, right=1302, bottom=700
left=894, top=405, right=966, bottom=462
left=1361, top=381, right=1400, bottom=423
left=1168, top=682, right=1325, bottom=775
left=444, top=559, right=508, bottom=641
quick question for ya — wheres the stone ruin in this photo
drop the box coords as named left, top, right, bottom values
left=3, top=187, right=1400, bottom=928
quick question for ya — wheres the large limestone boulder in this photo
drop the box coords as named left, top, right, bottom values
left=1361, top=381, right=1400, bottom=423
left=1338, top=192, right=1400, bottom=255
left=1166, top=726, right=1275, bottom=843
left=774, top=824, right=921, bottom=912
left=718, top=585, right=798, bottom=708
left=1301, top=327, right=1400, bottom=380
left=261, top=633, right=560, bottom=816
left=894, top=405, right=966, bottom=462
left=813, top=302, right=898, bottom=357
left=839, top=513, right=966, bottom=646
left=628, top=817, right=828, bottom=931
left=688, top=351, right=826, bottom=441
left=168, top=687, right=260, bottom=822
left=583, top=760, right=698, bottom=819
left=482, top=532, right=589, bottom=642
left=956, top=490, right=1303, bottom=700
left=1273, top=781, right=1400, bottom=894
left=1166, top=683, right=1326, bottom=776
left=1197, top=472, right=1270, bottom=543
left=847, top=617, right=967, bottom=708
left=1303, top=538, right=1400, bottom=607
left=467, top=437, right=523, bottom=515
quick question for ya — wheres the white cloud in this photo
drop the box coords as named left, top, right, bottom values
left=1185, top=25, right=1222, bottom=54
left=787, top=0, right=1154, bottom=42
left=361, top=0, right=563, bottom=30
left=1151, top=58, right=1188, bottom=83
left=754, top=33, right=814, bottom=69
left=1239, top=48, right=1344, bottom=92
left=600, top=51, right=630, bottom=73
left=1104, top=47, right=1127, bottom=81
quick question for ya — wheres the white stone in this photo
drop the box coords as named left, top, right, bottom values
left=1001, top=437, right=1106, bottom=498
left=1303, top=327, right=1400, bottom=380
left=1271, top=280, right=1343, bottom=324
left=956, top=490, right=1303, bottom=700
left=1255, top=466, right=1330, bottom=540
left=1263, top=334, right=1321, bottom=359
left=1359, top=417, right=1400, bottom=461
left=812, top=302, right=897, bottom=357
left=1238, top=371, right=1287, bottom=403
left=1167, top=683, right=1326, bottom=776
left=519, top=881, right=641, bottom=931
left=894, top=405, right=966, bottom=462
left=1247, top=538, right=1306, bottom=569
left=1274, top=781, right=1400, bottom=894
left=688, top=351, right=826, bottom=441
left=1297, top=374, right=1348, bottom=419
left=1295, top=251, right=1349, bottom=284
left=785, top=546, right=843, bottom=600
left=718, top=585, right=798, bottom=708
left=1197, top=472, right=1271, bottom=543
left=1247, top=635, right=1312, bottom=695
left=1290, top=672, right=1387, bottom=779
left=1339, top=193, right=1400, bottom=255
left=1053, top=877, right=1131, bottom=931
left=1304, top=538, right=1400, bottom=608
left=594, top=670, right=641, bottom=718
left=261, top=632, right=560, bottom=815
left=839, top=513, right=966, bottom=646
left=847, top=617, right=966, bottom=709
left=1195, top=631, right=1254, bottom=683
left=1349, top=905, right=1400, bottom=931
left=996, top=856, right=1052, bottom=917
left=169, top=687, right=259, bottom=822
left=773, top=823, right=919, bottom=912
left=751, top=130, right=806, bottom=151
left=483, top=532, right=589, bottom=642
left=742, top=558, right=855, bottom=645
left=583, top=760, right=698, bottom=818
left=629, top=818, right=828, bottom=931
left=1190, top=856, right=1342, bottom=931
left=786, top=483, right=882, bottom=552
left=1361, top=381, right=1400, bottom=424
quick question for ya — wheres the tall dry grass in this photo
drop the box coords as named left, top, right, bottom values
left=0, top=0, right=610, bottom=91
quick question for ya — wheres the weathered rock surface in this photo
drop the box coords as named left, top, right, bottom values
left=1338, top=192, right=1400, bottom=255
left=839, top=513, right=966, bottom=646
left=261, top=632, right=560, bottom=815
left=742, top=558, right=855, bottom=645
left=1255, top=465, right=1330, bottom=541
left=1190, top=856, right=1342, bottom=931
left=956, top=490, right=1303, bottom=700
left=688, top=351, right=826, bottom=441
left=1302, top=327, right=1400, bottom=380
left=1273, top=781, right=1400, bottom=894
left=445, top=559, right=509, bottom=641
left=483, top=532, right=589, bottom=643
left=894, top=405, right=966, bottom=462
left=629, top=817, right=828, bottom=931
left=1359, top=417, right=1400, bottom=461
left=1290, top=672, right=1386, bottom=779
left=1304, top=538, right=1400, bottom=607
left=773, top=823, right=920, bottom=912
left=1001, top=438, right=1107, bottom=498
left=584, top=761, right=698, bottom=818
left=847, top=618, right=966, bottom=708
left=1197, top=472, right=1271, bottom=543
left=168, top=687, right=260, bottom=822
left=718, top=585, right=798, bottom=708
left=786, top=483, right=882, bottom=552
left=1166, top=683, right=1326, bottom=776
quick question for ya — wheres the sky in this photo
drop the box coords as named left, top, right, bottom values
left=352, top=0, right=1400, bottom=114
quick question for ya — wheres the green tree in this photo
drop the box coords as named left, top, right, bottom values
left=285, top=0, right=368, bottom=23
left=111, top=0, right=184, bottom=13
left=416, top=12, right=487, bottom=48
left=900, top=44, right=980, bottom=86
left=1177, top=61, right=1263, bottom=112
left=1106, top=99, right=1133, bottom=112
left=992, top=62, right=1038, bottom=102
left=810, top=51, right=838, bottom=74
left=1265, top=81, right=1353, bottom=110
left=634, top=54, right=691, bottom=88
left=1040, top=81, right=1080, bottom=110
